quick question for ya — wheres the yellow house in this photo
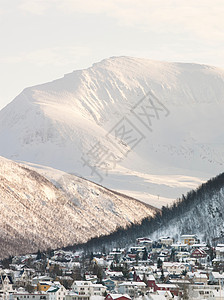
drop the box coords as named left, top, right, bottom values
left=36, top=281, right=51, bottom=292
left=181, top=235, right=197, bottom=245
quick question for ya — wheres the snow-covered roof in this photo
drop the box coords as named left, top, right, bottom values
left=194, top=274, right=207, bottom=279
left=181, top=235, right=197, bottom=238
left=147, top=274, right=156, bottom=281
left=118, top=281, right=146, bottom=286
left=107, top=294, right=131, bottom=300
left=211, top=272, right=224, bottom=279
left=73, top=281, right=91, bottom=286
left=156, top=283, right=178, bottom=288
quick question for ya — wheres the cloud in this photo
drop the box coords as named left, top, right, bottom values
left=19, top=0, right=55, bottom=15
left=18, top=0, right=224, bottom=43
left=1, top=46, right=90, bottom=67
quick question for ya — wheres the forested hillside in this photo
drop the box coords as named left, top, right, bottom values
left=73, top=172, right=224, bottom=252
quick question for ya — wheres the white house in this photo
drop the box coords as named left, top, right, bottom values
left=47, top=282, right=67, bottom=300
left=215, top=245, right=224, bottom=261
left=70, top=281, right=106, bottom=299
left=0, top=274, right=14, bottom=300
left=159, top=237, right=174, bottom=246
left=118, top=281, right=146, bottom=297
left=209, top=272, right=224, bottom=285
left=11, top=291, right=49, bottom=300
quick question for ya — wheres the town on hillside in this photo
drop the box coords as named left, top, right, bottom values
left=1, top=234, right=224, bottom=300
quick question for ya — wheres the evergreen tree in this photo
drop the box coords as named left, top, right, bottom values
left=160, top=268, right=165, bottom=282
left=157, top=258, right=163, bottom=269
left=122, top=262, right=129, bottom=279
left=142, top=248, right=148, bottom=261
left=36, top=249, right=42, bottom=260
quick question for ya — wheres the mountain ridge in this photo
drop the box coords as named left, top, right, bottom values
left=0, top=155, right=157, bottom=259
left=73, top=171, right=224, bottom=251
left=0, top=56, right=224, bottom=206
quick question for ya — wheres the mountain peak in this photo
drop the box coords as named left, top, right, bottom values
left=0, top=57, right=224, bottom=206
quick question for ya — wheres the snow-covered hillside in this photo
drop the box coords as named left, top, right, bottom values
left=0, top=56, right=224, bottom=207
left=150, top=172, right=224, bottom=243
left=0, top=156, right=156, bottom=259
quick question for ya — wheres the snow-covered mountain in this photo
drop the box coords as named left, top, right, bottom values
left=0, top=156, right=156, bottom=259
left=80, top=172, right=224, bottom=249
left=150, top=172, right=224, bottom=243
left=0, top=56, right=224, bottom=207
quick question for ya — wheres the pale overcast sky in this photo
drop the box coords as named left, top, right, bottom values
left=1, top=0, right=224, bottom=109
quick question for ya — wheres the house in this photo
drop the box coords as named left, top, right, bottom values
left=71, top=281, right=106, bottom=299
left=136, top=238, right=153, bottom=248
left=180, top=235, right=198, bottom=245
left=52, top=251, right=72, bottom=262
left=155, top=283, right=179, bottom=296
left=177, top=251, right=191, bottom=260
left=215, top=245, right=224, bottom=261
left=162, top=262, right=188, bottom=275
left=0, top=274, right=14, bottom=300
left=102, top=279, right=116, bottom=292
left=147, top=290, right=173, bottom=300
left=84, top=275, right=97, bottom=284
left=14, top=268, right=34, bottom=287
left=71, top=281, right=91, bottom=299
left=117, top=281, right=146, bottom=297
left=133, top=271, right=142, bottom=282
left=171, top=244, right=188, bottom=252
left=128, top=247, right=145, bottom=259
left=66, top=291, right=80, bottom=300
left=89, top=284, right=106, bottom=297
left=105, top=294, right=131, bottom=300
left=146, top=274, right=157, bottom=290
left=37, top=282, right=52, bottom=292
left=191, top=248, right=207, bottom=259
left=108, top=250, right=124, bottom=262
left=209, top=272, right=224, bottom=285
left=92, top=258, right=107, bottom=267
left=159, top=237, right=174, bottom=247
left=188, top=284, right=223, bottom=299
left=32, top=276, right=53, bottom=286
left=47, top=282, right=67, bottom=300
left=192, top=272, right=208, bottom=284
left=169, top=279, right=191, bottom=290
left=191, top=243, right=207, bottom=250
left=11, top=291, right=49, bottom=300
left=210, top=288, right=224, bottom=299
left=106, top=271, right=124, bottom=281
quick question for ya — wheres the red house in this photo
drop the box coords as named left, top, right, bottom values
left=147, top=274, right=157, bottom=290
left=191, top=248, right=207, bottom=259
left=145, top=275, right=179, bottom=296
left=155, top=284, right=179, bottom=296
left=105, top=294, right=131, bottom=300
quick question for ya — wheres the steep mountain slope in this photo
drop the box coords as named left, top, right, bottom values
left=0, top=156, right=156, bottom=259
left=0, top=56, right=224, bottom=206
left=150, top=172, right=224, bottom=243
left=77, top=173, right=224, bottom=250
